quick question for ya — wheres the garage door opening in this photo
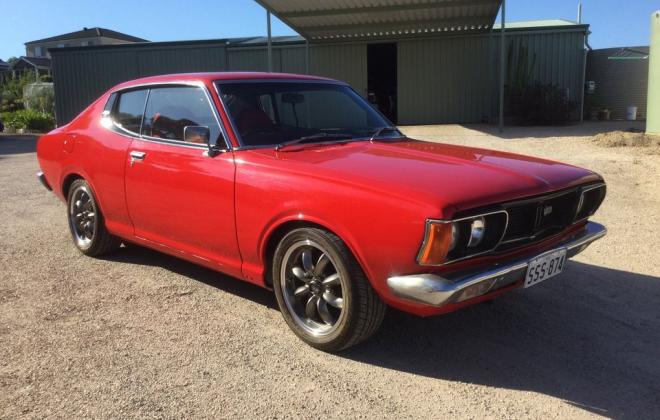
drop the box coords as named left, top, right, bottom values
left=367, top=43, right=398, bottom=124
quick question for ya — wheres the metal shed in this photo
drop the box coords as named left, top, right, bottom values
left=50, top=5, right=588, bottom=127
left=586, top=47, right=650, bottom=120
left=255, top=0, right=502, bottom=41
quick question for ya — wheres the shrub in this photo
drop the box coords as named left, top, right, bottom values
left=0, top=109, right=55, bottom=132
left=0, top=73, right=35, bottom=112
left=517, top=83, right=576, bottom=125
left=24, top=82, right=55, bottom=114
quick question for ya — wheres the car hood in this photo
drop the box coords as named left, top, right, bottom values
left=266, top=139, right=602, bottom=215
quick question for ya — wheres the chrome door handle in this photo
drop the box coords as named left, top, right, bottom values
left=130, top=151, right=146, bottom=167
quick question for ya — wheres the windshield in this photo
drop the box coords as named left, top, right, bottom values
left=216, top=81, right=400, bottom=148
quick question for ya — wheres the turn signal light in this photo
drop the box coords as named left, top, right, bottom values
left=417, top=222, right=454, bottom=265
left=456, top=278, right=496, bottom=302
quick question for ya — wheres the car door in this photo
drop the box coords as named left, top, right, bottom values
left=121, top=85, right=242, bottom=276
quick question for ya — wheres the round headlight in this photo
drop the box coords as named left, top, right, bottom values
left=449, top=223, right=459, bottom=251
left=467, top=217, right=486, bottom=248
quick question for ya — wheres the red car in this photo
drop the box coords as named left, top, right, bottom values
left=36, top=72, right=607, bottom=351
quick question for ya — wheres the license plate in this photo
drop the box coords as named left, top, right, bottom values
left=524, top=249, right=567, bottom=288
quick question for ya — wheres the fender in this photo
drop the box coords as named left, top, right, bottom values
left=256, top=211, right=375, bottom=290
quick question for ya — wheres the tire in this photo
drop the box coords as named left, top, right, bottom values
left=66, top=179, right=121, bottom=256
left=272, top=227, right=386, bottom=352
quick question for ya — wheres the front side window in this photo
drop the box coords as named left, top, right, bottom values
left=142, top=86, right=220, bottom=144
left=113, top=90, right=148, bottom=134
left=217, top=82, right=396, bottom=147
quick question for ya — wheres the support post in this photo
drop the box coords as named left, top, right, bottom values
left=267, top=10, right=273, bottom=72
left=499, top=0, right=506, bottom=133
left=306, top=39, right=310, bottom=74
left=579, top=30, right=588, bottom=123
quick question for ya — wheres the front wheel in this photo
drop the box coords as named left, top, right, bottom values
left=272, top=228, right=386, bottom=352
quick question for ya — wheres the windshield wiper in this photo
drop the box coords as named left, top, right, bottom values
left=369, top=126, right=400, bottom=142
left=275, top=132, right=353, bottom=151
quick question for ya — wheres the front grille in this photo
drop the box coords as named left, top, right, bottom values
left=502, top=204, right=536, bottom=240
left=500, top=188, right=583, bottom=247
left=447, top=183, right=605, bottom=257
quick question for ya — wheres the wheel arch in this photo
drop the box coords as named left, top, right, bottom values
left=61, top=172, right=84, bottom=198
left=60, top=171, right=108, bottom=218
left=262, top=219, right=372, bottom=288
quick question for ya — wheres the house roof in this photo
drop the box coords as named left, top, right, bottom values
left=606, top=46, right=650, bottom=59
left=0, top=59, right=10, bottom=70
left=256, top=0, right=503, bottom=41
left=13, top=56, right=52, bottom=69
left=25, top=27, right=148, bottom=45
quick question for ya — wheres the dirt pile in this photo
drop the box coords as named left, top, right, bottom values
left=592, top=130, right=660, bottom=153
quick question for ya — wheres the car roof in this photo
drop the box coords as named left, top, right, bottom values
left=111, top=72, right=338, bottom=91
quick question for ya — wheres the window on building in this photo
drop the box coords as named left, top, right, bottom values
left=34, top=46, right=43, bottom=57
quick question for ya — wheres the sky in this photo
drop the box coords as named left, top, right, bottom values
left=1, top=0, right=658, bottom=60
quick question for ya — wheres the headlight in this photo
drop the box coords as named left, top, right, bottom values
left=467, top=217, right=486, bottom=248
left=450, top=223, right=459, bottom=251
left=574, top=184, right=606, bottom=221
left=417, top=211, right=508, bottom=266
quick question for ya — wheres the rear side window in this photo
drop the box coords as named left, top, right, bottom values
left=113, top=90, right=148, bottom=134
left=104, top=93, right=117, bottom=113
left=141, top=86, right=220, bottom=144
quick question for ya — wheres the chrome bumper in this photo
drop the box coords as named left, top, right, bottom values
left=387, top=222, right=607, bottom=307
left=36, top=171, right=52, bottom=191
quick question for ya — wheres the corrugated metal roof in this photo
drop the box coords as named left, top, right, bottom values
left=492, top=19, right=586, bottom=29
left=256, top=0, right=502, bottom=41
left=607, top=46, right=649, bottom=60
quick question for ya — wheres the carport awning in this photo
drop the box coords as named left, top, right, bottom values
left=255, top=0, right=503, bottom=41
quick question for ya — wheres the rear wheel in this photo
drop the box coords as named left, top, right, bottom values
left=272, top=228, right=386, bottom=351
left=67, top=179, right=120, bottom=256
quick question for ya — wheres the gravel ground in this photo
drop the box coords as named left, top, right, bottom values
left=1, top=123, right=659, bottom=419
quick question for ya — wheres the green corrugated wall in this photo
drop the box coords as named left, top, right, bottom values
left=398, top=29, right=586, bottom=124
left=52, top=41, right=230, bottom=125
left=51, top=27, right=586, bottom=126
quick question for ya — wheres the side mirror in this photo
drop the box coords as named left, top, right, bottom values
left=184, top=125, right=210, bottom=144
left=184, top=125, right=224, bottom=157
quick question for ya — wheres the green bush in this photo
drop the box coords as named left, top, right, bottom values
left=0, top=73, right=35, bottom=112
left=1, top=109, right=55, bottom=132
left=518, top=83, right=576, bottom=125
left=24, top=82, right=55, bottom=115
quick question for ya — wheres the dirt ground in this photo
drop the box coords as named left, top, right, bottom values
left=1, top=122, right=659, bottom=419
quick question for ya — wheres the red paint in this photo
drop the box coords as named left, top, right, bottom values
left=36, top=72, right=604, bottom=317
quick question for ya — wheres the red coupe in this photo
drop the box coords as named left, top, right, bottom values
left=36, top=72, right=607, bottom=351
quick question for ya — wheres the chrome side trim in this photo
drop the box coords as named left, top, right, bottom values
left=391, top=221, right=607, bottom=307
left=416, top=210, right=510, bottom=267
left=36, top=171, right=52, bottom=191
